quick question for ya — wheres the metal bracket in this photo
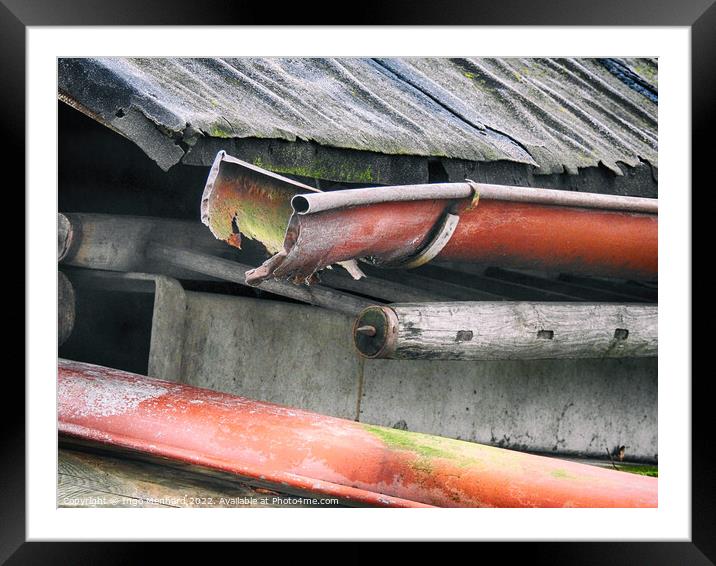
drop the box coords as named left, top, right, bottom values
left=387, top=212, right=461, bottom=269
left=375, top=180, right=481, bottom=270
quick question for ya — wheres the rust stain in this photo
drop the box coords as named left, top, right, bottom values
left=201, top=151, right=318, bottom=255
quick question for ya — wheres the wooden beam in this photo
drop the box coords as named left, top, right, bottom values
left=146, top=243, right=376, bottom=317
left=353, top=302, right=657, bottom=360
left=416, top=264, right=582, bottom=301
left=482, top=266, right=651, bottom=302
left=58, top=212, right=266, bottom=280
left=58, top=446, right=327, bottom=508
left=318, top=269, right=441, bottom=303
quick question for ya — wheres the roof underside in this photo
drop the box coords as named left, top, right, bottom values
left=58, top=57, right=657, bottom=184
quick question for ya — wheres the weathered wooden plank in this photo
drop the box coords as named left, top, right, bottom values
left=58, top=212, right=266, bottom=280
left=353, top=302, right=657, bottom=360
left=146, top=243, right=375, bottom=316
left=360, top=265, right=504, bottom=300
left=482, top=266, right=650, bottom=302
left=58, top=447, right=327, bottom=508
left=318, top=269, right=440, bottom=303
left=416, top=264, right=581, bottom=301
left=58, top=213, right=376, bottom=316
left=558, top=273, right=657, bottom=301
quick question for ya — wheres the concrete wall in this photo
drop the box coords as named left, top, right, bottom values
left=168, top=292, right=657, bottom=462
left=179, top=292, right=361, bottom=419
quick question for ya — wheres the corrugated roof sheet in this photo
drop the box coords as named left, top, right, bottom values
left=58, top=57, right=657, bottom=178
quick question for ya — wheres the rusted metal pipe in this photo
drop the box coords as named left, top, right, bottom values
left=200, top=152, right=658, bottom=286
left=291, top=181, right=658, bottom=215
left=200, top=151, right=363, bottom=281
left=200, top=151, right=318, bottom=254
left=58, top=359, right=657, bottom=508
left=248, top=199, right=657, bottom=285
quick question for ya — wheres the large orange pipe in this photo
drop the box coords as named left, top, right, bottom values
left=58, top=359, right=657, bottom=508
left=445, top=200, right=658, bottom=278
left=245, top=198, right=656, bottom=284
left=201, top=153, right=658, bottom=286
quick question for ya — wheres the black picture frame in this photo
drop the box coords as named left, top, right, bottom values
left=7, top=1, right=707, bottom=562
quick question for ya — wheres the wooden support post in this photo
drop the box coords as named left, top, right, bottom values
left=353, top=302, right=657, bottom=360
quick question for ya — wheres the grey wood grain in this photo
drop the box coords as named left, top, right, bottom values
left=387, top=302, right=657, bottom=360
left=57, top=448, right=322, bottom=508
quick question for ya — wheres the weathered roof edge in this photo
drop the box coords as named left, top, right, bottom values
left=58, top=57, right=657, bottom=194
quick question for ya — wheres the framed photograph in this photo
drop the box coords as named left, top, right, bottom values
left=9, top=0, right=706, bottom=562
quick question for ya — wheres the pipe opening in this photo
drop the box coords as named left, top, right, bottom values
left=537, top=330, right=554, bottom=340
left=292, top=195, right=311, bottom=214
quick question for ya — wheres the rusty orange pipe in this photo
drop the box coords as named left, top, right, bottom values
left=58, top=359, right=657, bottom=508
left=245, top=199, right=657, bottom=284
left=201, top=153, right=657, bottom=285
left=443, top=199, right=657, bottom=278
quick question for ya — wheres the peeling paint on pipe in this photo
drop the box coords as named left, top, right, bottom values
left=200, top=152, right=658, bottom=286
left=58, top=359, right=657, bottom=508
left=201, top=150, right=319, bottom=254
